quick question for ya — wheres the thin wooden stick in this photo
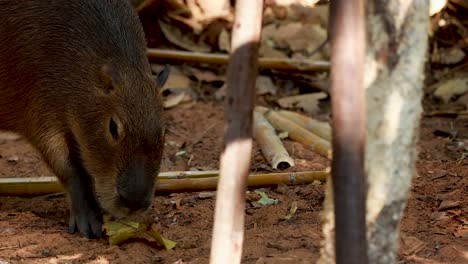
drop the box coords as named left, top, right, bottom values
left=147, top=49, right=330, bottom=73
left=210, top=0, right=263, bottom=263
left=0, top=171, right=329, bottom=196
left=329, top=0, right=367, bottom=263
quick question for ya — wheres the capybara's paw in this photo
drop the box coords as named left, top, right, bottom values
left=68, top=204, right=103, bottom=238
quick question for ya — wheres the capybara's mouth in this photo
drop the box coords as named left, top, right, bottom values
left=96, top=191, right=152, bottom=220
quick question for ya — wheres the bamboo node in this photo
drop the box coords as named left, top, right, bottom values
left=288, top=172, right=297, bottom=184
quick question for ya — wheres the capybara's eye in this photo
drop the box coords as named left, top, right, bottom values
left=109, top=117, right=119, bottom=140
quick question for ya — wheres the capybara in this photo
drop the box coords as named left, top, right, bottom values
left=0, top=0, right=169, bottom=238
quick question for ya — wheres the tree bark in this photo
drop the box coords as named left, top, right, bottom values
left=319, top=1, right=429, bottom=263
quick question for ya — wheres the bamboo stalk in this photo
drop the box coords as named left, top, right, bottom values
left=0, top=171, right=329, bottom=196
left=261, top=108, right=332, bottom=158
left=210, top=0, right=263, bottom=262
left=0, top=177, right=63, bottom=197
left=159, top=170, right=219, bottom=179
left=253, top=111, right=295, bottom=169
left=327, top=0, right=368, bottom=263
left=277, top=110, right=332, bottom=141
left=147, top=49, right=330, bottom=73
left=158, top=170, right=328, bottom=192
left=425, top=110, right=468, bottom=117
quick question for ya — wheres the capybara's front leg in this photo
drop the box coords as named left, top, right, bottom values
left=62, top=162, right=103, bottom=238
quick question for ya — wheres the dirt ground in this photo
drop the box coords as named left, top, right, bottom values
left=0, top=98, right=467, bottom=263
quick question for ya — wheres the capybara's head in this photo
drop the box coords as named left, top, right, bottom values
left=70, top=64, right=170, bottom=218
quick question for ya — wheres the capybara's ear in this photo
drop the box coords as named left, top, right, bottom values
left=155, top=64, right=170, bottom=89
left=100, top=64, right=118, bottom=93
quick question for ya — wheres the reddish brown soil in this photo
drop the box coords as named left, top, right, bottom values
left=0, top=101, right=466, bottom=264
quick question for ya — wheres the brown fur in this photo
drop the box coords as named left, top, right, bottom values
left=0, top=0, right=168, bottom=238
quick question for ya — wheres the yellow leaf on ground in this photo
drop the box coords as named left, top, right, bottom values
left=103, top=219, right=176, bottom=250
left=433, top=77, right=468, bottom=103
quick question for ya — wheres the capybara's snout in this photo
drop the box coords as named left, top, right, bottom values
left=116, top=157, right=155, bottom=212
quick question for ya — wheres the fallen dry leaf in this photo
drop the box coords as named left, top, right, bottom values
left=455, top=92, right=468, bottom=109
left=191, top=68, right=225, bottom=83
left=271, top=5, right=288, bottom=20
left=256, top=76, right=278, bottom=95
left=163, top=93, right=192, bottom=109
left=432, top=47, right=466, bottom=65
left=429, top=170, right=448, bottom=180
left=453, top=225, right=468, bottom=238
left=261, top=24, right=277, bottom=43
left=159, top=20, right=211, bottom=52
left=267, top=20, right=327, bottom=59
left=433, top=228, right=448, bottom=235
left=273, top=23, right=302, bottom=49
left=446, top=209, right=462, bottom=216
left=185, top=0, right=205, bottom=24
left=162, top=67, right=191, bottom=91
left=218, top=28, right=230, bottom=52
left=433, top=77, right=468, bottom=103
left=282, top=202, right=298, bottom=221
left=259, top=45, right=288, bottom=59
left=314, top=5, right=329, bottom=23
left=454, top=216, right=468, bottom=225
left=400, top=235, right=426, bottom=256
left=286, top=24, right=327, bottom=54
left=195, top=0, right=230, bottom=21
left=286, top=4, right=320, bottom=24
left=438, top=200, right=461, bottom=211
left=277, top=92, right=327, bottom=115
left=431, top=211, right=449, bottom=221
left=103, top=219, right=176, bottom=250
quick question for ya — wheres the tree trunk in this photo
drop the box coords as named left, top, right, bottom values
left=319, top=1, right=429, bottom=263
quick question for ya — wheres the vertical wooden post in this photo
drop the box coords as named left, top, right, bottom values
left=209, top=0, right=263, bottom=263
left=329, top=0, right=368, bottom=263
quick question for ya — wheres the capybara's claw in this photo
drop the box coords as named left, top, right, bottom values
left=68, top=206, right=103, bottom=239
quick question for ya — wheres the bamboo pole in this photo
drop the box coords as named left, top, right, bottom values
left=262, top=108, right=332, bottom=158
left=253, top=111, right=295, bottom=169
left=158, top=170, right=219, bottom=179
left=0, top=171, right=329, bottom=196
left=158, top=171, right=328, bottom=192
left=327, top=0, right=368, bottom=263
left=146, top=49, right=330, bottom=73
left=210, top=0, right=263, bottom=262
left=277, top=110, right=332, bottom=141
